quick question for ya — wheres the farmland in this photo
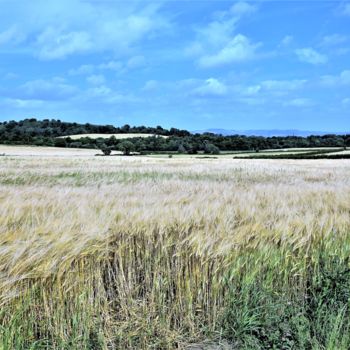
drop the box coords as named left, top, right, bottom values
left=1, top=148, right=350, bottom=349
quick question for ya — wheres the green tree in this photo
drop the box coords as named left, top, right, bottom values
left=177, top=144, right=186, bottom=154
left=99, top=143, right=112, bottom=156
left=54, top=138, right=67, bottom=148
left=118, top=141, right=135, bottom=155
left=204, top=142, right=220, bottom=154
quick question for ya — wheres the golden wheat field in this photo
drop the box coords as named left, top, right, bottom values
left=1, top=148, right=350, bottom=349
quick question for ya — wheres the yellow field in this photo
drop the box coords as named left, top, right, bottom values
left=1, top=148, right=350, bottom=349
left=0, top=145, right=104, bottom=156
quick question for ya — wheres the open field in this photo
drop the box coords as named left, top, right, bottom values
left=1, top=149, right=350, bottom=349
left=0, top=145, right=104, bottom=157
left=59, top=133, right=168, bottom=139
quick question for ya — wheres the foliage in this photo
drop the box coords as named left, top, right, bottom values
left=0, top=119, right=349, bottom=154
left=118, top=140, right=135, bottom=155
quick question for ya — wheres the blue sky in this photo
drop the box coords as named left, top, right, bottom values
left=0, top=0, right=349, bottom=131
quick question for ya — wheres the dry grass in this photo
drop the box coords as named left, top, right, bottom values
left=1, top=152, right=350, bottom=349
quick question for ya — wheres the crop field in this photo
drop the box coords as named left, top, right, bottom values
left=1, top=149, right=350, bottom=349
left=0, top=145, right=103, bottom=157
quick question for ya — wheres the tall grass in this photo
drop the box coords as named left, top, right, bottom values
left=1, top=156, right=350, bottom=349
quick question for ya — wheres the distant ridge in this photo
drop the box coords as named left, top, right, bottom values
left=193, top=129, right=349, bottom=137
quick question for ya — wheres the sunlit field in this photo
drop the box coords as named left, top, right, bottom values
left=1, top=148, right=350, bottom=349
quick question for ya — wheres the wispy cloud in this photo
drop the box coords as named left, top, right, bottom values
left=340, top=3, right=350, bottom=16
left=320, top=34, right=347, bottom=47
left=295, top=48, right=328, bottom=64
left=192, top=78, right=227, bottom=97
left=285, top=98, right=314, bottom=107
left=320, top=70, right=350, bottom=86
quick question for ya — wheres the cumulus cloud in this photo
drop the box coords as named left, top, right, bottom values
left=198, top=34, right=259, bottom=68
left=295, top=48, right=328, bottom=64
left=233, top=78, right=306, bottom=98
left=188, top=3, right=260, bottom=68
left=84, top=85, right=137, bottom=104
left=0, top=0, right=168, bottom=60
left=192, top=78, right=228, bottom=96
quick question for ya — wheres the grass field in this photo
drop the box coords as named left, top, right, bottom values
left=59, top=133, right=168, bottom=139
left=1, top=147, right=350, bottom=349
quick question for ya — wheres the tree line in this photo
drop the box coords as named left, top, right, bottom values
left=0, top=118, right=349, bottom=154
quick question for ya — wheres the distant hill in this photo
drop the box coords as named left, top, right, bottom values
left=193, top=129, right=349, bottom=137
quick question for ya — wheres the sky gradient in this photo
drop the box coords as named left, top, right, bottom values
left=0, top=0, right=349, bottom=131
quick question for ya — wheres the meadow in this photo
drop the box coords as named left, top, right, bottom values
left=1, top=147, right=350, bottom=349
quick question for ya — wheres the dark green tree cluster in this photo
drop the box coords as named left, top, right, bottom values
left=0, top=119, right=349, bottom=154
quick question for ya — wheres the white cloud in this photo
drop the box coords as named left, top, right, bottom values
left=188, top=4, right=260, bottom=68
left=0, top=1, right=169, bottom=60
left=234, top=79, right=306, bottom=98
left=192, top=78, right=227, bottom=97
left=295, top=48, right=328, bottom=65
left=285, top=98, right=314, bottom=107
left=321, top=34, right=347, bottom=46
left=84, top=85, right=137, bottom=104
left=0, top=25, right=25, bottom=45
left=69, top=64, right=94, bottom=76
left=281, top=35, right=293, bottom=46
left=2, top=98, right=44, bottom=109
left=241, top=85, right=261, bottom=96
left=69, top=57, right=145, bottom=78
left=37, top=27, right=92, bottom=60
left=142, top=80, right=158, bottom=91
left=86, top=74, right=105, bottom=85
left=261, top=79, right=307, bottom=91
left=230, top=2, right=257, bottom=16
left=320, top=70, right=350, bottom=86
left=98, top=61, right=123, bottom=72
left=199, top=34, right=260, bottom=68
left=20, top=79, right=78, bottom=100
